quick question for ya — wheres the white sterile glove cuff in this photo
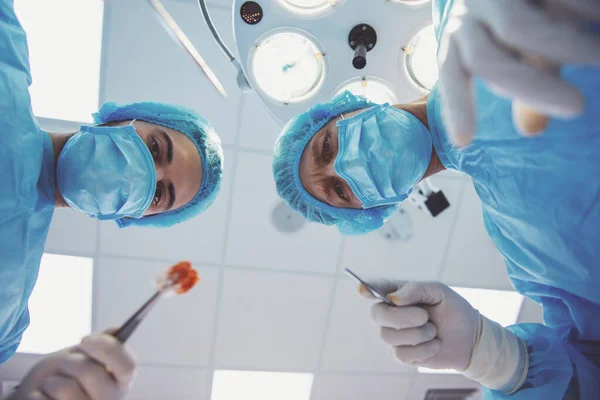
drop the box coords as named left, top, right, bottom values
left=462, top=315, right=529, bottom=394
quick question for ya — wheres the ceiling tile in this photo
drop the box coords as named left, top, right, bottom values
left=311, top=374, right=412, bottom=400
left=212, top=370, right=314, bottom=400
left=102, top=0, right=240, bottom=145
left=517, top=297, right=543, bottom=324
left=45, top=209, right=97, bottom=256
left=225, top=151, right=342, bottom=273
left=238, top=92, right=284, bottom=151
left=94, top=257, right=220, bottom=366
left=214, top=269, right=333, bottom=370
left=98, top=151, right=234, bottom=264
left=127, top=365, right=209, bottom=399
left=407, top=373, right=482, bottom=400
left=439, top=182, right=512, bottom=290
left=320, top=279, right=414, bottom=373
left=340, top=175, right=467, bottom=281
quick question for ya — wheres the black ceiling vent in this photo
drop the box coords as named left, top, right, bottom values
left=424, top=388, right=480, bottom=400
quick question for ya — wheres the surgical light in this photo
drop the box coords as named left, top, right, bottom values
left=250, top=31, right=326, bottom=104
left=333, top=77, right=398, bottom=105
left=277, top=0, right=337, bottom=17
left=190, top=0, right=433, bottom=122
left=240, top=1, right=263, bottom=25
left=405, top=23, right=439, bottom=91
left=392, top=0, right=431, bottom=5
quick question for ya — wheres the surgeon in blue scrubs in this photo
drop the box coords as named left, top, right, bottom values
left=271, top=0, right=600, bottom=398
left=0, top=0, right=223, bottom=373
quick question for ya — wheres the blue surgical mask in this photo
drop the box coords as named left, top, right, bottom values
left=57, top=121, right=157, bottom=220
left=334, top=104, right=432, bottom=208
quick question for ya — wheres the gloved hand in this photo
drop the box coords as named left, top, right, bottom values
left=361, top=280, right=479, bottom=370
left=360, top=279, right=528, bottom=393
left=437, top=0, right=600, bottom=145
left=7, top=332, right=136, bottom=400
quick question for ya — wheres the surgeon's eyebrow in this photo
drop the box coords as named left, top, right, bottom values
left=166, top=182, right=176, bottom=211
left=312, top=129, right=329, bottom=167
left=159, top=128, right=173, bottom=164
left=322, top=186, right=335, bottom=205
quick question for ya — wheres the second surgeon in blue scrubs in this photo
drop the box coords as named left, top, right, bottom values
left=0, top=0, right=224, bottom=371
left=271, top=0, right=600, bottom=398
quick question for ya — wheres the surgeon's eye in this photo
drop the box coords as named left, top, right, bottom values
left=334, top=181, right=345, bottom=199
left=322, top=134, right=333, bottom=161
left=154, top=186, right=162, bottom=205
left=150, top=138, right=160, bottom=159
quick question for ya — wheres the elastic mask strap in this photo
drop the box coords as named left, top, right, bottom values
left=336, top=107, right=373, bottom=127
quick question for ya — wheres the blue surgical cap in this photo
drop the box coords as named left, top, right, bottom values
left=272, top=91, right=398, bottom=236
left=93, top=101, right=224, bottom=228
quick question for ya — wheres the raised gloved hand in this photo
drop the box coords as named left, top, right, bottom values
left=360, top=280, right=528, bottom=394
left=437, top=0, right=600, bottom=145
left=7, top=332, right=136, bottom=400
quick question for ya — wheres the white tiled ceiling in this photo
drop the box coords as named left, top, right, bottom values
left=320, top=279, right=414, bottom=374
left=224, top=151, right=343, bottom=273
left=238, top=92, right=284, bottom=151
left=214, top=269, right=333, bottom=371
left=32, top=0, right=536, bottom=398
left=438, top=183, right=513, bottom=290
left=126, top=365, right=209, bottom=399
left=407, top=373, right=483, bottom=400
left=45, top=208, right=98, bottom=256
left=311, top=374, right=413, bottom=400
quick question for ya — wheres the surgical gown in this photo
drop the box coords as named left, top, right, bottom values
left=0, top=0, right=56, bottom=362
left=430, top=1, right=600, bottom=398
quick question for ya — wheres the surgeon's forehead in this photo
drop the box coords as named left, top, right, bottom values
left=303, top=107, right=367, bottom=150
left=311, top=113, right=342, bottom=139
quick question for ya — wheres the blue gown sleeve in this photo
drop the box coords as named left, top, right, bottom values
left=430, top=1, right=600, bottom=397
left=0, top=0, right=34, bottom=119
left=481, top=259, right=600, bottom=399
left=0, top=312, right=29, bottom=364
left=0, top=0, right=42, bottom=363
left=482, top=323, right=600, bottom=399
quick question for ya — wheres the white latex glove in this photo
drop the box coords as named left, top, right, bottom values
left=361, top=280, right=479, bottom=370
left=438, top=0, right=600, bottom=145
left=7, top=333, right=136, bottom=400
left=360, top=280, right=528, bottom=393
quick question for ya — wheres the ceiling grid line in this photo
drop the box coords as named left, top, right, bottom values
left=310, top=237, right=346, bottom=400
left=167, top=0, right=230, bottom=10
left=97, top=0, right=112, bottom=107
left=204, top=264, right=226, bottom=400
left=435, top=179, right=468, bottom=282
left=219, top=93, right=247, bottom=265
left=91, top=222, right=102, bottom=332
left=85, top=251, right=346, bottom=278
left=132, top=362, right=208, bottom=370
left=204, top=86, right=247, bottom=399
left=221, top=144, right=272, bottom=156
left=311, top=369, right=417, bottom=378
